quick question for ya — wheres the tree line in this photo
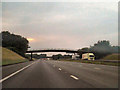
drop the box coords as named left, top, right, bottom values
left=1, top=31, right=119, bottom=59
left=78, top=40, right=120, bottom=59
left=1, top=31, right=29, bottom=57
left=26, top=53, right=72, bottom=60
left=52, top=54, right=72, bottom=60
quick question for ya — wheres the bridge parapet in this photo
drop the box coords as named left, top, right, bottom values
left=26, top=48, right=79, bottom=53
left=28, top=48, right=78, bottom=51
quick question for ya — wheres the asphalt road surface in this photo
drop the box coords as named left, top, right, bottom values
left=2, top=60, right=118, bottom=88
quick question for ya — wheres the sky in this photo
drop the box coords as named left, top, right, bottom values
left=2, top=2, right=118, bottom=53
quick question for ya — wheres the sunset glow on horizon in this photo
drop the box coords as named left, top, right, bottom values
left=27, top=38, right=35, bottom=42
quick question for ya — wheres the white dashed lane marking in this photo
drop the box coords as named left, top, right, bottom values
left=70, top=75, right=79, bottom=80
left=58, top=68, right=62, bottom=71
left=94, top=67, right=101, bottom=70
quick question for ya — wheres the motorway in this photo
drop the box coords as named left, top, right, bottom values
left=2, top=60, right=118, bottom=88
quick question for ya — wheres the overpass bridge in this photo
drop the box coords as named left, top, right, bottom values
left=26, top=48, right=87, bottom=60
left=26, top=48, right=78, bottom=53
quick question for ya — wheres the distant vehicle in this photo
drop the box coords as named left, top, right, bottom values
left=82, top=53, right=95, bottom=60
left=72, top=54, right=80, bottom=60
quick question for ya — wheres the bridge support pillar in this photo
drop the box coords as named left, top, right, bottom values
left=30, top=52, right=33, bottom=61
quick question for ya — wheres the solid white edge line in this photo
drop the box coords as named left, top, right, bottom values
left=70, top=75, right=79, bottom=80
left=0, top=61, right=36, bottom=83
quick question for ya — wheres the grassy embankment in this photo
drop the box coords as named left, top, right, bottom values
left=1, top=47, right=29, bottom=66
left=103, top=54, right=119, bottom=60
left=57, top=54, right=120, bottom=66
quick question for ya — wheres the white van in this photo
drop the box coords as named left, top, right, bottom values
left=82, top=53, right=95, bottom=60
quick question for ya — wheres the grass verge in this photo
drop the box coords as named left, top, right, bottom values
left=103, top=54, right=120, bottom=60
left=57, top=59, right=119, bottom=66
left=2, top=59, right=29, bottom=66
left=1, top=47, right=29, bottom=66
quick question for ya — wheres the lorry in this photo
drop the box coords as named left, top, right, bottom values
left=82, top=53, right=95, bottom=60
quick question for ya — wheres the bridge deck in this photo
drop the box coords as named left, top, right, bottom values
left=26, top=49, right=78, bottom=53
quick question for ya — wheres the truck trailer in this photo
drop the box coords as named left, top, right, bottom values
left=82, top=53, right=95, bottom=60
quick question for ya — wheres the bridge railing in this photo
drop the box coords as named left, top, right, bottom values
left=27, top=48, right=78, bottom=51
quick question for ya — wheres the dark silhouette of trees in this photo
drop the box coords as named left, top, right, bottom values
left=52, top=54, right=72, bottom=60
left=89, top=40, right=112, bottom=59
left=52, top=54, right=62, bottom=60
left=78, top=40, right=120, bottom=59
left=1, top=31, right=29, bottom=57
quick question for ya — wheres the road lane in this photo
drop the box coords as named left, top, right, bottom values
left=2, top=60, right=118, bottom=88
left=2, top=61, right=35, bottom=79
left=2, top=60, right=94, bottom=88
left=1, top=61, right=36, bottom=83
left=46, top=60, right=118, bottom=88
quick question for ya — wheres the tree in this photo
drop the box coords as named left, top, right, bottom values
left=89, top=40, right=112, bottom=59
left=78, top=47, right=90, bottom=58
left=52, top=54, right=63, bottom=60
left=78, top=40, right=118, bottom=59
left=1, top=31, right=29, bottom=56
left=111, top=46, right=120, bottom=53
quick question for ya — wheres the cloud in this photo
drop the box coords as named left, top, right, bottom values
left=27, top=34, right=84, bottom=49
left=2, top=2, right=118, bottom=49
